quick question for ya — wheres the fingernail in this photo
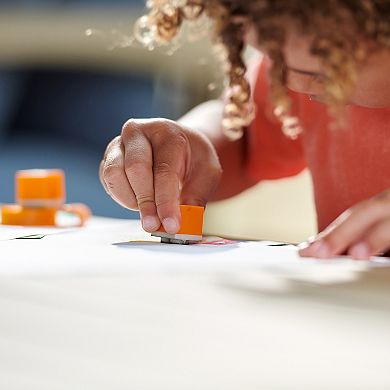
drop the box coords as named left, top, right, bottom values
left=314, top=241, right=332, bottom=259
left=298, top=240, right=322, bottom=257
left=142, top=216, right=160, bottom=232
left=162, top=217, right=179, bottom=234
left=349, top=243, right=370, bottom=260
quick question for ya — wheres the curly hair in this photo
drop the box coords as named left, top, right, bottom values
left=134, top=0, right=390, bottom=140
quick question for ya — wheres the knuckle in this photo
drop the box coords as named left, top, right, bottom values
left=172, top=131, right=188, bottom=150
left=151, top=118, right=176, bottom=134
left=372, top=195, right=390, bottom=208
left=365, top=199, right=386, bottom=216
left=358, top=198, right=384, bottom=212
left=136, top=194, right=155, bottom=208
left=109, top=135, right=122, bottom=148
left=126, top=198, right=139, bottom=210
left=371, top=220, right=390, bottom=245
left=154, top=161, right=173, bottom=176
left=152, top=122, right=188, bottom=146
left=321, top=235, right=339, bottom=251
left=103, top=136, right=121, bottom=159
left=102, top=164, right=123, bottom=181
left=121, top=119, right=138, bottom=139
left=155, top=197, right=173, bottom=210
left=374, top=189, right=390, bottom=201
left=350, top=200, right=378, bottom=219
left=125, top=118, right=172, bottom=138
left=351, top=199, right=370, bottom=213
left=105, top=181, right=118, bottom=192
left=125, top=161, right=151, bottom=177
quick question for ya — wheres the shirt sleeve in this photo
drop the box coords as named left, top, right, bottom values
left=244, top=54, right=307, bottom=182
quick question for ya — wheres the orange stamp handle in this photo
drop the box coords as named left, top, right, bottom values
left=153, top=205, right=205, bottom=244
left=1, top=169, right=91, bottom=227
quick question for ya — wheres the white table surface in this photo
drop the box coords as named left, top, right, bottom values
left=0, top=217, right=390, bottom=389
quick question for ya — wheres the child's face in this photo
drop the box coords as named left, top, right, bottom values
left=246, top=25, right=390, bottom=108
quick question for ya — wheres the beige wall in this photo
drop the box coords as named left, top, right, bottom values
left=205, top=170, right=317, bottom=244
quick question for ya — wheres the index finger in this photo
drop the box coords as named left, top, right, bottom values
left=301, top=198, right=390, bottom=258
left=149, top=124, right=190, bottom=234
left=122, top=122, right=160, bottom=233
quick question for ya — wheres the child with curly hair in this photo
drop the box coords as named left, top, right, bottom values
left=100, top=0, right=390, bottom=259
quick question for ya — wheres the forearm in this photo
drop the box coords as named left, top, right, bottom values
left=179, top=100, right=258, bottom=201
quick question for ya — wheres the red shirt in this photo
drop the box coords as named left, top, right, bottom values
left=245, top=55, right=390, bottom=232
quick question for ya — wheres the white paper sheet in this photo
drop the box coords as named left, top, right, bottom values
left=0, top=217, right=389, bottom=282
left=0, top=225, right=78, bottom=241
